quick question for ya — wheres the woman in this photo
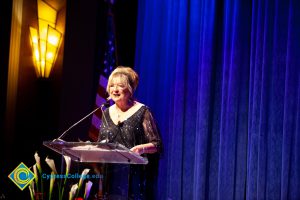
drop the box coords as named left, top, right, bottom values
left=98, top=66, right=162, bottom=199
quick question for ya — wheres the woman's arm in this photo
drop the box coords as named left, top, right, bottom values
left=130, top=143, right=157, bottom=155
left=130, top=108, right=162, bottom=155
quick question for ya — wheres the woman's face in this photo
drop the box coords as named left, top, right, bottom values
left=109, top=75, right=131, bottom=104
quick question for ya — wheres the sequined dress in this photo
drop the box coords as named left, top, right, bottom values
left=98, top=105, right=162, bottom=200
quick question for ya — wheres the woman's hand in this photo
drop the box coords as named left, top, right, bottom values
left=130, top=145, right=145, bottom=155
left=130, top=143, right=157, bottom=155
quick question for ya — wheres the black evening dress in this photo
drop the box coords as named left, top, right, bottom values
left=98, top=105, right=162, bottom=200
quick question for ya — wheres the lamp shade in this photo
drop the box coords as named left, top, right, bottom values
left=29, top=0, right=62, bottom=78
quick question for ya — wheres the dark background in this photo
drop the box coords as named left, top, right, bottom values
left=0, top=0, right=138, bottom=198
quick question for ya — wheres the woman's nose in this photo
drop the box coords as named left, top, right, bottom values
left=112, top=86, right=119, bottom=91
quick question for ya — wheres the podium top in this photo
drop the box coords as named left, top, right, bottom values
left=43, top=140, right=148, bottom=165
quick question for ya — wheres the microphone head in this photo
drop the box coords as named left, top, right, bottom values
left=117, top=121, right=124, bottom=127
left=103, top=101, right=110, bottom=108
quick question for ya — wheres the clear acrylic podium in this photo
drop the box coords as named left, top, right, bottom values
left=43, top=140, right=148, bottom=199
left=43, top=139, right=148, bottom=164
left=43, top=139, right=148, bottom=200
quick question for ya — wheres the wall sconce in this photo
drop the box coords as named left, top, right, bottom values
left=29, top=0, right=62, bottom=78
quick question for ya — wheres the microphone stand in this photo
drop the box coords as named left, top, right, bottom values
left=101, top=104, right=110, bottom=143
left=54, top=102, right=110, bottom=142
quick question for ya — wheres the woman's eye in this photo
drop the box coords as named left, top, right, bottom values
left=109, top=84, right=125, bottom=90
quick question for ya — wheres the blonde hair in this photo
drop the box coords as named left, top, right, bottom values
left=107, top=66, right=139, bottom=95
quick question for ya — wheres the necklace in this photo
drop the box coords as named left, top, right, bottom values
left=117, top=111, right=121, bottom=121
left=115, top=100, right=135, bottom=122
left=115, top=107, right=124, bottom=122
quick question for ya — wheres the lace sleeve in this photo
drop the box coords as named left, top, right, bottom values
left=142, top=108, right=162, bottom=152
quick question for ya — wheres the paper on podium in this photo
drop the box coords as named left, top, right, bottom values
left=43, top=140, right=148, bottom=164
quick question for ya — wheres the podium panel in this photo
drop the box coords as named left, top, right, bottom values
left=43, top=140, right=148, bottom=164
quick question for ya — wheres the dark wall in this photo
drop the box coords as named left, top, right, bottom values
left=0, top=0, right=138, bottom=198
left=0, top=0, right=12, bottom=148
left=0, top=1, right=12, bottom=198
left=0, top=0, right=12, bottom=197
left=59, top=0, right=138, bottom=141
left=58, top=0, right=102, bottom=142
left=114, top=0, right=138, bottom=66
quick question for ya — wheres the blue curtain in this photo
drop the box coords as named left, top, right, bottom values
left=134, top=0, right=300, bottom=199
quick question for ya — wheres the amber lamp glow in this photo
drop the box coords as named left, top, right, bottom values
left=29, top=0, right=62, bottom=78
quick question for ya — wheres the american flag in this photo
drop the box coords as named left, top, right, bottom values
left=88, top=7, right=116, bottom=141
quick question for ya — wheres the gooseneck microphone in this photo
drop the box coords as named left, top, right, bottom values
left=100, top=100, right=111, bottom=143
left=54, top=99, right=110, bottom=142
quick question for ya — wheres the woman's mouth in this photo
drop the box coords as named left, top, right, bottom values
left=112, top=94, right=120, bottom=98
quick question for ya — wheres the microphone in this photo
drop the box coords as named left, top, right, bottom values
left=117, top=121, right=124, bottom=127
left=54, top=98, right=110, bottom=142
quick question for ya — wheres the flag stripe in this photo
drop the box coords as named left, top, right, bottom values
left=88, top=8, right=116, bottom=141
left=95, top=94, right=107, bottom=108
left=99, top=75, right=108, bottom=88
left=89, top=125, right=100, bottom=141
